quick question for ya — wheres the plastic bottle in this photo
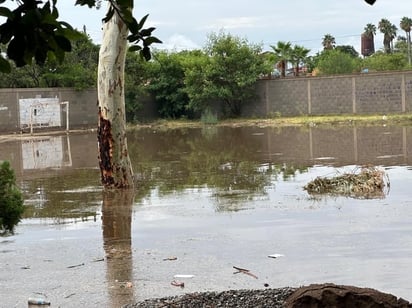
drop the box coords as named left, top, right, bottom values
left=27, top=297, right=51, bottom=306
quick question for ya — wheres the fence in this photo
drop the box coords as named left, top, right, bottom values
left=243, top=70, right=412, bottom=117
left=1, top=71, right=412, bottom=133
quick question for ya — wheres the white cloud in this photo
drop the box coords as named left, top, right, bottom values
left=159, top=34, right=200, bottom=51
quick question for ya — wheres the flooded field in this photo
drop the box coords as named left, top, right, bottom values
left=1, top=125, right=412, bottom=307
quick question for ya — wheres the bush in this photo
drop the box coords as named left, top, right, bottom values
left=0, top=161, right=24, bottom=234
left=317, top=50, right=360, bottom=75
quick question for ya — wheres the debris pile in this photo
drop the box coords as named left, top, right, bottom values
left=304, top=166, right=389, bottom=199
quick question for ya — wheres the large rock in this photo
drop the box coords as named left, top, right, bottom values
left=285, top=283, right=412, bottom=308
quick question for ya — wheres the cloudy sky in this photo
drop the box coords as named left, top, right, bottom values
left=58, top=0, right=412, bottom=55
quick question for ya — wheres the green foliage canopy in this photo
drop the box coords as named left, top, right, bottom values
left=0, top=161, right=24, bottom=234
left=362, top=51, right=407, bottom=71
left=147, top=51, right=191, bottom=119
left=124, top=51, right=152, bottom=122
left=0, top=31, right=99, bottom=88
left=316, top=49, right=360, bottom=75
left=185, top=32, right=270, bottom=117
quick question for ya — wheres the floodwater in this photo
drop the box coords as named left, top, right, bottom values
left=1, top=125, right=412, bottom=307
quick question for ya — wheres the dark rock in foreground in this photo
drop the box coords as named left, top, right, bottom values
left=124, top=283, right=412, bottom=308
left=124, top=287, right=296, bottom=308
left=285, top=283, right=412, bottom=308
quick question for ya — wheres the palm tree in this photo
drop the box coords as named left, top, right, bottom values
left=290, top=45, right=310, bottom=76
left=322, top=34, right=336, bottom=50
left=400, top=17, right=412, bottom=65
left=379, top=18, right=397, bottom=53
left=270, top=41, right=292, bottom=77
left=361, top=23, right=376, bottom=57
left=389, top=23, right=398, bottom=52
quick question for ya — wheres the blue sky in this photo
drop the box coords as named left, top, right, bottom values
left=58, top=0, right=412, bottom=55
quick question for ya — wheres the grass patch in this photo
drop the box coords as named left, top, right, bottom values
left=201, top=108, right=218, bottom=125
left=128, top=113, right=412, bottom=130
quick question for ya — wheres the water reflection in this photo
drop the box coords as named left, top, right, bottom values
left=0, top=125, right=411, bottom=216
left=1, top=125, right=412, bottom=306
left=102, top=190, right=134, bottom=307
left=128, top=125, right=411, bottom=210
left=21, top=136, right=72, bottom=169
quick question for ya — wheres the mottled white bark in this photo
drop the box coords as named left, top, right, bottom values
left=97, top=8, right=134, bottom=189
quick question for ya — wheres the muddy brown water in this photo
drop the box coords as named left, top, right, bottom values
left=1, top=125, right=412, bottom=307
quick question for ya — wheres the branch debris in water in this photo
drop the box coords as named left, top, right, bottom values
left=304, top=166, right=390, bottom=199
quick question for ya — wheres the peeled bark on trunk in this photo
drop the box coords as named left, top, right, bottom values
left=97, top=8, right=134, bottom=189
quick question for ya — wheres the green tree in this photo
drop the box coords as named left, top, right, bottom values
left=362, top=51, right=407, bottom=71
left=400, top=17, right=412, bottom=65
left=379, top=18, right=397, bottom=53
left=42, top=31, right=99, bottom=89
left=147, top=50, right=191, bottom=119
left=183, top=50, right=211, bottom=114
left=0, top=33, right=99, bottom=89
left=322, top=34, right=336, bottom=50
left=185, top=32, right=268, bottom=117
left=0, top=61, right=39, bottom=87
left=335, top=45, right=359, bottom=58
left=317, top=49, right=359, bottom=75
left=124, top=50, right=152, bottom=123
left=0, top=31, right=99, bottom=89
left=270, top=41, right=292, bottom=77
left=394, top=36, right=408, bottom=56
left=0, top=161, right=24, bottom=234
left=290, top=45, right=310, bottom=76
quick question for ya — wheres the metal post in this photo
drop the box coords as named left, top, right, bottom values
left=60, top=101, right=69, bottom=132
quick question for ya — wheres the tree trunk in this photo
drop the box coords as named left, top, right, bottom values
left=408, top=32, right=411, bottom=66
left=97, top=7, right=134, bottom=189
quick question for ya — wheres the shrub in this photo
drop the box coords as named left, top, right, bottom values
left=0, top=161, right=24, bottom=234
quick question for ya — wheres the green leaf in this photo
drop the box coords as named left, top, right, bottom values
left=0, top=55, right=10, bottom=73
left=0, top=7, right=12, bottom=18
left=137, top=14, right=149, bottom=31
left=127, top=18, right=139, bottom=34
left=141, top=46, right=151, bottom=61
left=144, top=36, right=162, bottom=46
left=102, top=7, right=114, bottom=23
left=129, top=45, right=142, bottom=52
left=35, top=46, right=48, bottom=64
left=55, top=35, right=72, bottom=52
left=140, top=27, right=155, bottom=37
left=120, top=8, right=133, bottom=24
left=7, top=37, right=26, bottom=66
left=127, top=33, right=141, bottom=42
left=59, top=21, right=75, bottom=31
left=75, top=0, right=98, bottom=8
left=0, top=23, right=13, bottom=44
left=117, top=0, right=133, bottom=7
left=52, top=48, right=65, bottom=63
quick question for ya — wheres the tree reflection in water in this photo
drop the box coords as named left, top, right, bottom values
left=102, top=190, right=134, bottom=307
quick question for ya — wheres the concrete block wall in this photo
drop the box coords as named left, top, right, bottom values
left=0, top=88, right=97, bottom=132
left=310, top=76, right=353, bottom=115
left=247, top=70, right=412, bottom=117
left=2, top=70, right=412, bottom=133
left=0, top=89, right=19, bottom=131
